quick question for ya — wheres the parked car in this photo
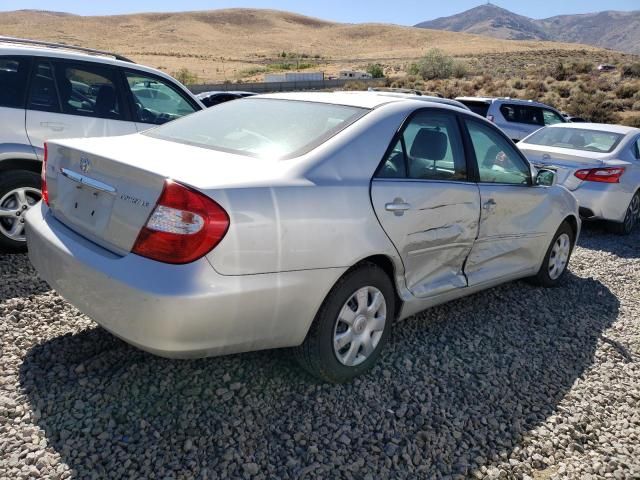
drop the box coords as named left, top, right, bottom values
left=455, top=97, right=567, bottom=142
left=598, top=64, right=616, bottom=72
left=27, top=92, right=580, bottom=382
left=196, top=90, right=256, bottom=108
left=0, top=36, right=204, bottom=250
left=561, top=112, right=588, bottom=123
left=367, top=88, right=470, bottom=111
left=518, top=123, right=640, bottom=234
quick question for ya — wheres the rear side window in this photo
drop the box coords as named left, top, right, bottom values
left=459, top=100, right=490, bottom=117
left=377, top=110, right=466, bottom=181
left=28, top=61, right=60, bottom=113
left=0, top=56, right=30, bottom=109
left=52, top=61, right=124, bottom=120
left=500, top=104, right=544, bottom=126
left=145, top=98, right=367, bottom=159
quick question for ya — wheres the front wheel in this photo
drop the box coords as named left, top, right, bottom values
left=528, top=221, right=575, bottom=287
left=607, top=191, right=640, bottom=235
left=0, top=170, right=42, bottom=252
left=294, top=263, right=395, bottom=383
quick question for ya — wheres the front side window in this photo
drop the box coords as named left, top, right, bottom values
left=145, top=98, right=367, bottom=159
left=542, top=109, right=565, bottom=126
left=126, top=71, right=197, bottom=125
left=377, top=110, right=466, bottom=181
left=525, top=127, right=624, bottom=154
left=53, top=62, right=123, bottom=120
left=466, top=119, right=530, bottom=185
left=635, top=138, right=640, bottom=160
left=27, top=61, right=60, bottom=113
left=0, top=56, right=30, bottom=109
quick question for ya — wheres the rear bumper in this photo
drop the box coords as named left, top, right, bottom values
left=570, top=183, right=631, bottom=223
left=26, top=203, right=343, bottom=358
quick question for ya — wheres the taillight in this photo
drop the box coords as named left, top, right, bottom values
left=487, top=115, right=495, bottom=122
left=41, top=143, right=49, bottom=205
left=132, top=180, right=229, bottom=264
left=574, top=167, right=625, bottom=183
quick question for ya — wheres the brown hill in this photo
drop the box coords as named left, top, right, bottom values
left=0, top=8, right=603, bottom=82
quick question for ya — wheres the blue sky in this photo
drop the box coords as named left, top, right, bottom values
left=0, top=1, right=638, bottom=24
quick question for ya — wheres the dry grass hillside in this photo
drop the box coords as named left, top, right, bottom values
left=0, top=8, right=603, bottom=82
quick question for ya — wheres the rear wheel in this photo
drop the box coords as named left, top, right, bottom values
left=529, top=221, right=574, bottom=287
left=295, top=263, right=394, bottom=383
left=607, top=192, right=640, bottom=235
left=0, top=170, right=42, bottom=252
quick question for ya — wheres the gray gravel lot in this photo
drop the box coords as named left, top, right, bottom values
left=1, top=225, right=639, bottom=479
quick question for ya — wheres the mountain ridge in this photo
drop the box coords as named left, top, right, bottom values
left=415, top=5, right=640, bottom=54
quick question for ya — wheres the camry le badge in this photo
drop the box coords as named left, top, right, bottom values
left=80, top=156, right=91, bottom=173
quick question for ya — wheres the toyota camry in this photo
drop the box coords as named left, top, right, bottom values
left=26, top=91, right=580, bottom=382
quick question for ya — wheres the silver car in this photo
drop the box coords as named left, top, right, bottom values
left=518, top=123, right=640, bottom=234
left=26, top=92, right=580, bottom=382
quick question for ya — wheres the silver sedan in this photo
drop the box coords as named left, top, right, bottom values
left=26, top=92, right=580, bottom=382
left=518, top=123, right=640, bottom=234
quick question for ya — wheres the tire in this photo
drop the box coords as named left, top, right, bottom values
left=294, top=262, right=395, bottom=383
left=607, top=191, right=640, bottom=235
left=0, top=170, right=42, bottom=252
left=528, top=221, right=575, bottom=288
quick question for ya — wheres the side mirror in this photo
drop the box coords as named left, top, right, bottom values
left=535, top=168, right=557, bottom=187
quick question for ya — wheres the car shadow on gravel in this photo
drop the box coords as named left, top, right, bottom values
left=18, top=272, right=618, bottom=479
left=0, top=252, right=50, bottom=302
left=578, top=221, right=640, bottom=259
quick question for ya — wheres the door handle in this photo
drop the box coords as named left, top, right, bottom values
left=482, top=199, right=497, bottom=210
left=385, top=198, right=411, bottom=216
left=40, top=122, right=65, bottom=132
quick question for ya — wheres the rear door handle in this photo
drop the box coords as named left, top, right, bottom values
left=40, top=122, right=65, bottom=132
left=385, top=199, right=411, bottom=216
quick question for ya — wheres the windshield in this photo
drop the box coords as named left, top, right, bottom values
left=458, top=100, right=490, bottom=117
left=525, top=127, right=624, bottom=153
left=144, top=98, right=369, bottom=159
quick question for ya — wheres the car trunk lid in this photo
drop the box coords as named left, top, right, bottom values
left=44, top=134, right=291, bottom=255
left=519, top=145, right=609, bottom=187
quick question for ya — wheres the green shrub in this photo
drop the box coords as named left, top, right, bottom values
left=567, top=92, right=619, bottom=124
left=366, top=63, right=385, bottom=79
left=414, top=49, right=457, bottom=80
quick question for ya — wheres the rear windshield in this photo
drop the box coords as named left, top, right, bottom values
left=524, top=127, right=624, bottom=153
left=145, top=98, right=368, bottom=159
left=458, top=100, right=490, bottom=117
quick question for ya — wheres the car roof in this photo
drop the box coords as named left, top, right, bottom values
left=544, top=123, right=640, bottom=135
left=256, top=91, right=473, bottom=111
left=0, top=42, right=184, bottom=88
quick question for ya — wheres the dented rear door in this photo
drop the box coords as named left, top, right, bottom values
left=371, top=179, right=480, bottom=298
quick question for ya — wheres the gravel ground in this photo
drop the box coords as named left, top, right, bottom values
left=1, top=225, right=639, bottom=479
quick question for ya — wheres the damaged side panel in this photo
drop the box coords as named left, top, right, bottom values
left=371, top=180, right=480, bottom=298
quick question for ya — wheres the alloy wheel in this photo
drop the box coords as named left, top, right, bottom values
left=0, top=187, right=41, bottom=242
left=624, top=194, right=640, bottom=232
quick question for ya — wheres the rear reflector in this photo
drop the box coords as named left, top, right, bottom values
left=41, top=143, right=49, bottom=205
left=132, top=180, right=229, bottom=264
left=574, top=167, right=625, bottom=183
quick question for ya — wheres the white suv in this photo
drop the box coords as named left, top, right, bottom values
left=455, top=97, right=567, bottom=143
left=0, top=37, right=204, bottom=250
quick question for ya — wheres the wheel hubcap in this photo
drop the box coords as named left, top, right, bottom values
left=624, top=194, right=640, bottom=231
left=0, top=187, right=41, bottom=242
left=548, top=233, right=571, bottom=280
left=333, top=286, right=387, bottom=367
